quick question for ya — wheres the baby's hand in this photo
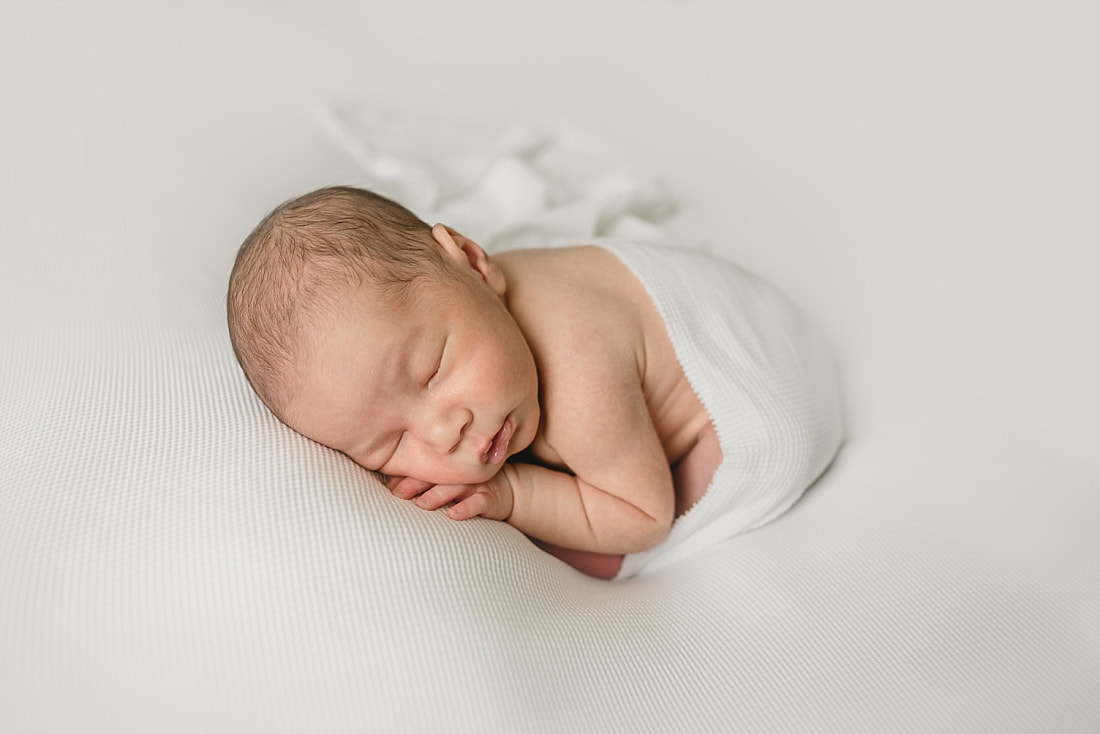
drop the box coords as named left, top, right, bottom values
left=381, top=471, right=514, bottom=522
left=382, top=475, right=434, bottom=501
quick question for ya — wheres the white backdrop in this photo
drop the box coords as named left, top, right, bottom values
left=2, top=2, right=1098, bottom=732
left=3, top=0, right=1096, bottom=458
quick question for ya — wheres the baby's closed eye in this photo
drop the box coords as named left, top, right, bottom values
left=424, top=337, right=448, bottom=387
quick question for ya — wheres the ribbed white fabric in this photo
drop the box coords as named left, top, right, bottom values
left=590, top=239, right=844, bottom=579
left=3, top=316, right=1098, bottom=733
left=5, top=269, right=1100, bottom=733
left=3, top=66, right=1099, bottom=734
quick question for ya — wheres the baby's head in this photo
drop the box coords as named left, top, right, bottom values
left=227, top=186, right=440, bottom=417
left=227, top=186, right=540, bottom=485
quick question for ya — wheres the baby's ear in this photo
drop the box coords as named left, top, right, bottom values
left=430, top=224, right=506, bottom=297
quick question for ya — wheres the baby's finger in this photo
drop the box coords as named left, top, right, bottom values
left=414, top=483, right=472, bottom=511
left=447, top=492, right=487, bottom=521
left=384, top=475, right=433, bottom=500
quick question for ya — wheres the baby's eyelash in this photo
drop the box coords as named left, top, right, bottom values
left=426, top=340, right=447, bottom=385
left=423, top=358, right=442, bottom=387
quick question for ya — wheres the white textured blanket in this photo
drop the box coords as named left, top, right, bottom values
left=4, top=10, right=1099, bottom=726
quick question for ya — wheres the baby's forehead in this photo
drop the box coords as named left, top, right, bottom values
left=296, top=279, right=407, bottom=352
left=284, top=294, right=424, bottom=450
left=297, top=265, right=482, bottom=360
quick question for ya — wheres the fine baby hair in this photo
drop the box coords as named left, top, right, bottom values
left=226, top=186, right=443, bottom=419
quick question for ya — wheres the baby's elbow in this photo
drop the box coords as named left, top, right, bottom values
left=635, top=519, right=671, bottom=553
left=624, top=501, right=674, bottom=553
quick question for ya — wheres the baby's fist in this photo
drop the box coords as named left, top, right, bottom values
left=381, top=474, right=433, bottom=500
left=447, top=472, right=514, bottom=522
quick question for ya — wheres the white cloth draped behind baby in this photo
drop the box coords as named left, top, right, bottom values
left=320, top=102, right=681, bottom=252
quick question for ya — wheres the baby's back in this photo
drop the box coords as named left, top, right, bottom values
left=500, top=240, right=844, bottom=579
left=495, top=245, right=721, bottom=517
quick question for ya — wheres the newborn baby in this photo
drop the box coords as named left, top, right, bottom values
left=227, top=186, right=842, bottom=580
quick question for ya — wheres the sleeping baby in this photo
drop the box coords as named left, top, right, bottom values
left=227, top=186, right=843, bottom=580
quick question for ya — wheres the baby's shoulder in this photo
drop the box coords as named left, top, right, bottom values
left=498, top=245, right=646, bottom=324
left=501, top=247, right=656, bottom=465
left=499, top=244, right=642, bottom=385
left=499, top=246, right=646, bottom=355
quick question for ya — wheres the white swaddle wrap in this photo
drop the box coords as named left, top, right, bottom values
left=590, top=239, right=845, bottom=579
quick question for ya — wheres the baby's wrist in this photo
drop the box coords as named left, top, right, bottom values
left=498, top=463, right=521, bottom=521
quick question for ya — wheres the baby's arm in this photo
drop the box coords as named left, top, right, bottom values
left=484, top=360, right=676, bottom=554
left=391, top=247, right=677, bottom=555
left=499, top=460, right=671, bottom=554
left=391, top=362, right=674, bottom=554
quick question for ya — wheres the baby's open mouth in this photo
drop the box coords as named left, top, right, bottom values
left=481, top=416, right=515, bottom=465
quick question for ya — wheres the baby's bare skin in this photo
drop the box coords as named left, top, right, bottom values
left=496, top=246, right=721, bottom=577
left=285, top=229, right=721, bottom=579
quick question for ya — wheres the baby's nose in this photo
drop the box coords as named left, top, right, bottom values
left=425, top=405, right=472, bottom=454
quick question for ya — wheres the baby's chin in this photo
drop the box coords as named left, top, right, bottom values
left=413, top=463, right=503, bottom=487
left=461, top=464, right=505, bottom=485
left=403, top=444, right=527, bottom=487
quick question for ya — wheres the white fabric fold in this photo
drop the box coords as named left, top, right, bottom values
left=319, top=102, right=680, bottom=251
